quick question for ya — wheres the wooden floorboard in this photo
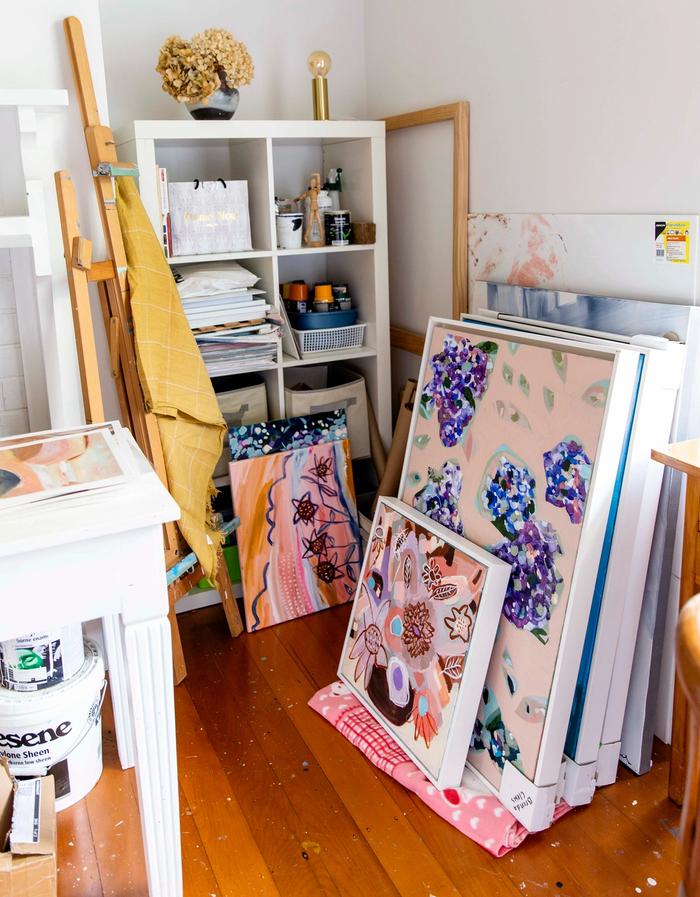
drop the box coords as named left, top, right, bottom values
left=57, top=604, right=682, bottom=896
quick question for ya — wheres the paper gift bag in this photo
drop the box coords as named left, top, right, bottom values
left=168, top=179, right=252, bottom=257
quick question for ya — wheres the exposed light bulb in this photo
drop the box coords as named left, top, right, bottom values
left=307, top=51, right=332, bottom=78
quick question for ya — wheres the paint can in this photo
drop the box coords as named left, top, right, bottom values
left=0, top=641, right=105, bottom=811
left=0, top=625, right=84, bottom=692
left=324, top=210, right=351, bottom=246
left=276, top=212, right=304, bottom=249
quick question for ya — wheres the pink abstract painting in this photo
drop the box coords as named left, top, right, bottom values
left=338, top=498, right=508, bottom=788
left=230, top=439, right=361, bottom=631
left=400, top=322, right=615, bottom=790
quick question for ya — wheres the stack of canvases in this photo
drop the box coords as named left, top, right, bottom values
left=228, top=409, right=362, bottom=631
left=331, top=312, right=682, bottom=839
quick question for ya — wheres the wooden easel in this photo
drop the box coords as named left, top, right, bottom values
left=55, top=16, right=243, bottom=683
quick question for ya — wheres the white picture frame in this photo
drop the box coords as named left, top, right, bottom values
left=398, top=316, right=644, bottom=830
left=337, top=496, right=510, bottom=791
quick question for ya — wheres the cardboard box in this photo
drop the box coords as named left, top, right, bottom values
left=0, top=759, right=56, bottom=897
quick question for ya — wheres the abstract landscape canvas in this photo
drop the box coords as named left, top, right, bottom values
left=399, top=318, right=639, bottom=798
left=338, top=498, right=509, bottom=789
left=230, top=439, right=361, bottom=631
left=0, top=428, right=129, bottom=508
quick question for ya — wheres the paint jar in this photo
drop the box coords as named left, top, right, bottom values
left=276, top=212, right=304, bottom=249
left=313, top=284, right=334, bottom=312
left=332, top=284, right=349, bottom=300
left=284, top=282, right=309, bottom=314
left=0, top=625, right=84, bottom=692
left=324, top=210, right=351, bottom=246
left=0, top=641, right=105, bottom=811
left=337, top=298, right=352, bottom=311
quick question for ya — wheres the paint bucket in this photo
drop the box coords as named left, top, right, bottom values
left=276, top=212, right=303, bottom=249
left=0, top=625, right=84, bottom=692
left=0, top=641, right=105, bottom=811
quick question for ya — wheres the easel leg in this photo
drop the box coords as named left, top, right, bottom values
left=101, top=614, right=135, bottom=769
left=167, top=600, right=187, bottom=686
left=214, top=554, right=244, bottom=636
left=124, top=616, right=182, bottom=897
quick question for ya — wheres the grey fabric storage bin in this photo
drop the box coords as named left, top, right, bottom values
left=214, top=374, right=268, bottom=478
left=284, top=365, right=370, bottom=459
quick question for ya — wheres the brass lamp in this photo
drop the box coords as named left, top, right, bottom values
left=307, top=50, right=331, bottom=120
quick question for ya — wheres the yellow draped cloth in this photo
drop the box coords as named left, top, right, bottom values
left=116, top=177, right=226, bottom=577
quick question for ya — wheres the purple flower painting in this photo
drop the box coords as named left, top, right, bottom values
left=481, top=456, right=536, bottom=538
left=402, top=321, right=616, bottom=790
left=419, top=334, right=497, bottom=447
left=543, top=439, right=592, bottom=524
left=489, top=520, right=563, bottom=643
left=413, top=461, right=465, bottom=535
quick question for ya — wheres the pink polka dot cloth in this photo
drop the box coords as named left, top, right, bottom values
left=309, top=681, right=570, bottom=856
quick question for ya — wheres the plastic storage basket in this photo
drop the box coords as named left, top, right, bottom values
left=292, top=322, right=366, bottom=355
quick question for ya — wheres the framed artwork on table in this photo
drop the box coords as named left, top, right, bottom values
left=398, top=317, right=643, bottom=830
left=338, top=496, right=509, bottom=790
left=230, top=438, right=361, bottom=631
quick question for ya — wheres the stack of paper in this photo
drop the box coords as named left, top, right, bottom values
left=0, top=422, right=139, bottom=511
left=195, top=322, right=280, bottom=377
left=181, top=289, right=270, bottom=330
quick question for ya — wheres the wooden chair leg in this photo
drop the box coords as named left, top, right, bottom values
left=214, top=552, right=244, bottom=637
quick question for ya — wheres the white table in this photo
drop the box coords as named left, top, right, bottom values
left=0, top=447, right=182, bottom=897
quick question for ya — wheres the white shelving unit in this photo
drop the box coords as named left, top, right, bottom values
left=116, top=120, right=391, bottom=447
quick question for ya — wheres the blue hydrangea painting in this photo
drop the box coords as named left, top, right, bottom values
left=400, top=321, right=615, bottom=792
left=419, top=334, right=497, bottom=447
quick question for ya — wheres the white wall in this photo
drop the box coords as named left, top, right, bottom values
left=364, top=0, right=700, bottom=213
left=99, top=0, right=368, bottom=127
left=1, top=1, right=114, bottom=429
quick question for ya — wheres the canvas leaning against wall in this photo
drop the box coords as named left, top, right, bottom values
left=338, top=497, right=509, bottom=790
left=398, top=318, right=642, bottom=827
left=230, top=439, right=361, bottom=631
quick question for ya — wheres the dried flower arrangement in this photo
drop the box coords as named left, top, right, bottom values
left=156, top=28, right=254, bottom=104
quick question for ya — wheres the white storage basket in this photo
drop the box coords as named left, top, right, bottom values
left=292, top=322, right=366, bottom=356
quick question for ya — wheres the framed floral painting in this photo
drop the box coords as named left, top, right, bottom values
left=337, top=497, right=510, bottom=790
left=230, top=439, right=361, bottom=631
left=399, top=317, right=644, bottom=827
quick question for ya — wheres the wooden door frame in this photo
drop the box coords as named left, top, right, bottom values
left=382, top=101, right=469, bottom=355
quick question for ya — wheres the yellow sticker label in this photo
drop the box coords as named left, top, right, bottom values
left=655, top=220, right=691, bottom=264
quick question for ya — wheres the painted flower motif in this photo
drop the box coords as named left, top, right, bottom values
left=470, top=688, right=521, bottom=770
left=444, top=602, right=476, bottom=643
left=421, top=558, right=442, bottom=590
left=302, top=528, right=331, bottom=558
left=370, top=525, right=386, bottom=565
left=310, top=453, right=333, bottom=481
left=419, top=334, right=497, bottom=447
left=413, top=461, right=464, bottom=536
left=401, top=602, right=435, bottom=658
left=410, top=687, right=439, bottom=748
left=543, top=439, right=592, bottom=524
left=349, top=591, right=390, bottom=687
left=292, top=491, right=318, bottom=524
left=315, top=553, right=343, bottom=584
left=481, top=457, right=536, bottom=537
left=489, top=519, right=563, bottom=641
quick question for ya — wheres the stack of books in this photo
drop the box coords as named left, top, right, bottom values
left=195, top=321, right=280, bottom=376
left=180, top=289, right=270, bottom=330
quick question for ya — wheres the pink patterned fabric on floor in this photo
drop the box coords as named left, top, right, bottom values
left=309, top=681, right=570, bottom=857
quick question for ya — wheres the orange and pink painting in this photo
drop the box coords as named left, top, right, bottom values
left=230, top=439, right=361, bottom=631
left=0, top=429, right=128, bottom=507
